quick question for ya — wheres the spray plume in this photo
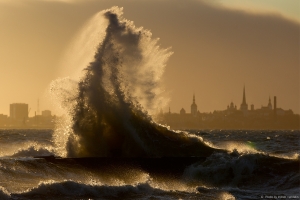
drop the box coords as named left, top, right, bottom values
left=52, top=7, right=217, bottom=157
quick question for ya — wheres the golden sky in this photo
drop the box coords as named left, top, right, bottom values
left=0, top=0, right=299, bottom=116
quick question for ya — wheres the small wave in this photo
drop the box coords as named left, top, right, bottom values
left=0, top=140, right=54, bottom=158
left=0, top=186, right=10, bottom=200
left=270, top=152, right=300, bottom=160
left=211, top=140, right=260, bottom=155
left=196, top=186, right=236, bottom=200
left=11, top=146, right=54, bottom=157
left=184, top=151, right=257, bottom=186
left=183, top=151, right=300, bottom=188
left=12, top=180, right=195, bottom=199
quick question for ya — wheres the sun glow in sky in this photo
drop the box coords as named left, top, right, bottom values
left=0, top=0, right=299, bottom=116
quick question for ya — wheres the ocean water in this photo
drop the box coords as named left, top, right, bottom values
left=1, top=6, right=299, bottom=200
left=0, top=129, right=299, bottom=200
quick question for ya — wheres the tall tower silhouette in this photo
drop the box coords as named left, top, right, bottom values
left=240, top=85, right=248, bottom=113
left=242, top=86, right=246, bottom=104
left=191, top=94, right=198, bottom=116
left=267, top=96, right=272, bottom=110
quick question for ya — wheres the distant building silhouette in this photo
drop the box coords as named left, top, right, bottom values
left=10, top=103, right=28, bottom=120
left=227, top=102, right=237, bottom=114
left=191, top=94, right=198, bottom=116
left=0, top=114, right=8, bottom=126
left=240, top=85, right=248, bottom=115
left=180, top=108, right=186, bottom=115
left=42, top=110, right=51, bottom=117
left=274, top=96, right=277, bottom=121
left=268, top=96, right=272, bottom=110
left=0, top=103, right=56, bottom=128
left=261, top=96, right=272, bottom=111
left=157, top=86, right=299, bottom=130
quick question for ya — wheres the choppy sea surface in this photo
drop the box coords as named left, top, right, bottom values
left=0, top=129, right=299, bottom=200
left=1, top=6, right=299, bottom=200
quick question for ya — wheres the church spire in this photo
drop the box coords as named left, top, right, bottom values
left=191, top=93, right=198, bottom=116
left=193, top=93, right=195, bottom=104
left=240, top=85, right=248, bottom=113
left=268, top=95, right=272, bottom=109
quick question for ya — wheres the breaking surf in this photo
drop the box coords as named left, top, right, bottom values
left=50, top=6, right=220, bottom=158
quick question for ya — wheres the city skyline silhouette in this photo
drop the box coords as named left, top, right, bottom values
left=0, top=0, right=299, bottom=116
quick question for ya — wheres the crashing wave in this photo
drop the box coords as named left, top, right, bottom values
left=51, top=7, right=219, bottom=157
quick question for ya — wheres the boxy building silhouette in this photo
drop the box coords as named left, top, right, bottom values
left=10, top=103, right=28, bottom=120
